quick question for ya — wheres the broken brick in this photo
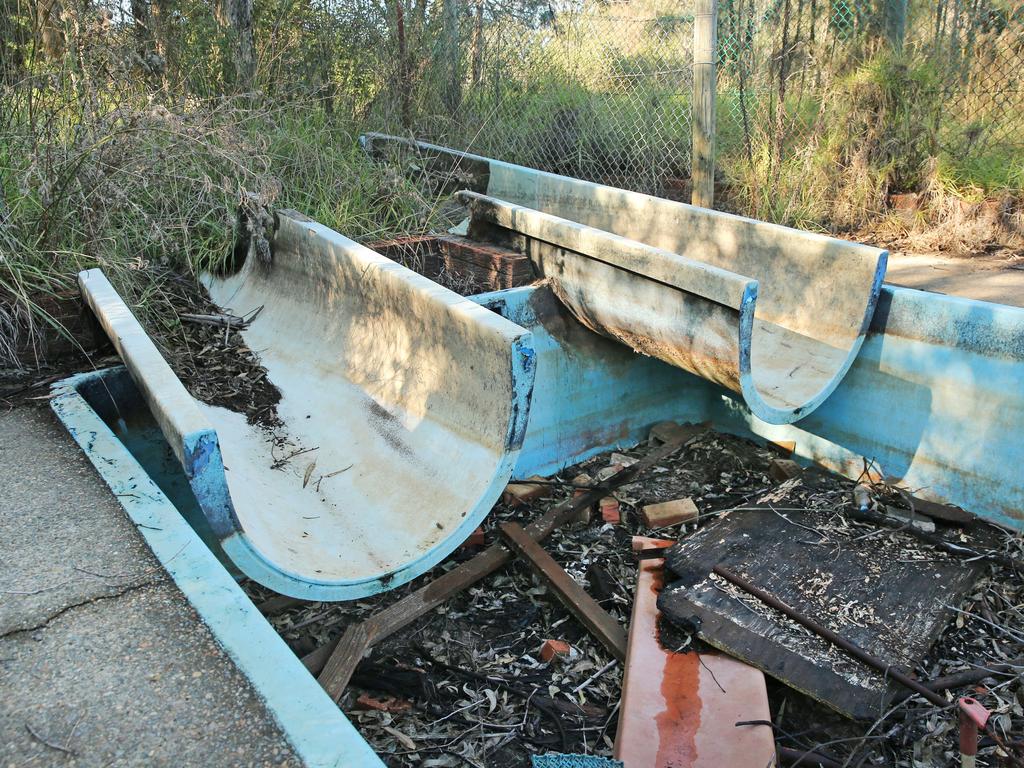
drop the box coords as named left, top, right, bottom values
left=461, top=526, right=485, bottom=549
left=641, top=498, right=699, bottom=528
left=568, top=474, right=594, bottom=523
left=502, top=475, right=550, bottom=506
left=355, top=693, right=412, bottom=713
left=768, top=440, right=796, bottom=457
left=599, top=496, right=621, bottom=524
left=572, top=473, right=593, bottom=498
left=596, top=463, right=624, bottom=482
left=769, top=459, right=802, bottom=482
left=609, top=452, right=639, bottom=467
left=540, top=639, right=572, bottom=662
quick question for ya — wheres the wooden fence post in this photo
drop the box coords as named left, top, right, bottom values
left=692, top=0, right=718, bottom=208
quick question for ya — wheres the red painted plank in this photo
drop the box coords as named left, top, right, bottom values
left=614, top=537, right=776, bottom=767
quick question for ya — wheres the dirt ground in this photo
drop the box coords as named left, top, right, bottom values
left=244, top=429, right=1024, bottom=768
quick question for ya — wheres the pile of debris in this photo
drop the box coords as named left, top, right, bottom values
left=242, top=423, right=1024, bottom=767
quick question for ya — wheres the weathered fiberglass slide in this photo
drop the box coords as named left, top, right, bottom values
left=79, top=211, right=535, bottom=600
left=365, top=133, right=887, bottom=425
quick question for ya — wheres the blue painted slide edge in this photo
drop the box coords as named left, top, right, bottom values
left=49, top=368, right=385, bottom=768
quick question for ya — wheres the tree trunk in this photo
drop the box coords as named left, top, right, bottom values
left=130, top=0, right=150, bottom=44
left=772, top=0, right=792, bottom=187
left=35, top=0, right=66, bottom=60
left=470, top=0, right=484, bottom=86
left=216, top=0, right=256, bottom=89
left=395, top=0, right=411, bottom=128
left=882, top=0, right=908, bottom=52
left=441, top=0, right=462, bottom=113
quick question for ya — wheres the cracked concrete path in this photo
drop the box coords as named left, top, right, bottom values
left=0, top=405, right=300, bottom=767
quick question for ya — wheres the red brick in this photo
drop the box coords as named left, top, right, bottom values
left=355, top=693, right=412, bottom=713
left=540, top=639, right=572, bottom=662
left=599, top=496, right=621, bottom=524
left=461, top=526, right=485, bottom=549
left=641, top=498, right=699, bottom=528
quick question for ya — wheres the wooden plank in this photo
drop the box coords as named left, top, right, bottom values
left=657, top=496, right=983, bottom=719
left=691, top=0, right=717, bottom=208
left=499, top=522, right=627, bottom=662
left=614, top=537, right=775, bottom=767
left=309, top=425, right=706, bottom=700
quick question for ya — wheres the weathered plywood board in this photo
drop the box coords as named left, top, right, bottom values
left=657, top=499, right=982, bottom=719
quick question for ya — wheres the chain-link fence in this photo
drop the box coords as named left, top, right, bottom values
left=933, top=0, right=1024, bottom=151
left=367, top=2, right=696, bottom=197
left=717, top=0, right=1024, bottom=160
left=355, top=0, right=1022, bottom=207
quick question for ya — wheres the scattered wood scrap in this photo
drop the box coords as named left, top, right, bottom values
left=179, top=306, right=262, bottom=330
left=500, top=522, right=628, bottom=662
left=241, top=428, right=1024, bottom=766
left=309, top=425, right=704, bottom=700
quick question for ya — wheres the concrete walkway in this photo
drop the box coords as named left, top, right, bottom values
left=886, top=251, right=1024, bottom=308
left=0, top=405, right=300, bottom=767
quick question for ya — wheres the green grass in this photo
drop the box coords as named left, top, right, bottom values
left=933, top=151, right=1024, bottom=202
left=0, top=96, right=447, bottom=368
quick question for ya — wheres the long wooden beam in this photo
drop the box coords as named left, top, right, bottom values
left=499, top=522, right=627, bottom=662
left=307, top=426, right=703, bottom=700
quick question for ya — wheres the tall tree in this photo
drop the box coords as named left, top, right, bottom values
left=469, top=0, right=484, bottom=86
left=394, top=0, right=411, bottom=127
left=34, top=0, right=66, bottom=60
left=441, top=0, right=462, bottom=112
left=216, top=0, right=255, bottom=88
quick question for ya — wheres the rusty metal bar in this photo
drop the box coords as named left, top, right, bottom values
left=959, top=697, right=987, bottom=768
left=499, top=522, right=628, bottom=662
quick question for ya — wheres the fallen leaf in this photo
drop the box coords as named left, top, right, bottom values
left=383, top=725, right=417, bottom=750
left=303, top=460, right=317, bottom=488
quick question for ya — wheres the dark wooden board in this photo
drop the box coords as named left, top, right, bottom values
left=657, top=499, right=983, bottom=719
left=499, top=522, right=628, bottom=662
left=368, top=235, right=535, bottom=292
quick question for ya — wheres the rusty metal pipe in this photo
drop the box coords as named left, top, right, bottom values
left=959, top=697, right=986, bottom=768
left=712, top=565, right=949, bottom=708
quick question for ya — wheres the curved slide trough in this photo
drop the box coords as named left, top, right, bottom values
left=460, top=189, right=887, bottom=425
left=365, top=133, right=887, bottom=424
left=79, top=211, right=535, bottom=600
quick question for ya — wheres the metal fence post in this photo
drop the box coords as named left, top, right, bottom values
left=692, top=0, right=717, bottom=208
left=885, top=0, right=908, bottom=53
